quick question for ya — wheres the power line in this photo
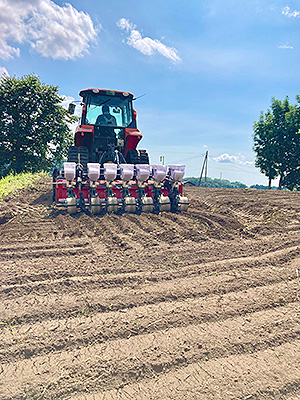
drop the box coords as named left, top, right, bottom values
left=196, top=165, right=260, bottom=177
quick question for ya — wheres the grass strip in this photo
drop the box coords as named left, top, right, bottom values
left=0, top=172, right=46, bottom=201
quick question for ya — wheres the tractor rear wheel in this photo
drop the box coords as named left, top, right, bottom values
left=78, top=146, right=89, bottom=171
left=126, top=149, right=139, bottom=164
left=68, top=146, right=89, bottom=172
left=138, top=150, right=149, bottom=164
left=52, top=168, right=59, bottom=202
left=68, top=146, right=78, bottom=163
left=126, top=149, right=149, bottom=164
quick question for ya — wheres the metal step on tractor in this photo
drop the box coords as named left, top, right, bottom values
left=53, top=88, right=188, bottom=214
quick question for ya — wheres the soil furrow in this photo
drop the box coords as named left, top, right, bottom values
left=0, top=290, right=298, bottom=364
left=0, top=264, right=299, bottom=329
left=0, top=245, right=299, bottom=299
left=0, top=307, right=299, bottom=399
left=1, top=235, right=299, bottom=289
left=69, top=341, right=300, bottom=400
left=0, top=247, right=94, bottom=261
left=0, top=240, right=89, bottom=253
left=235, top=380, right=300, bottom=400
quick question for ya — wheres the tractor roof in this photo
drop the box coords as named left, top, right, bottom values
left=79, top=89, right=134, bottom=99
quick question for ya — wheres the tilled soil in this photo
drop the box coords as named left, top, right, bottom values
left=0, top=177, right=299, bottom=399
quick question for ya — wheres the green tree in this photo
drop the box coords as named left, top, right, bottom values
left=253, top=96, right=300, bottom=190
left=253, top=109, right=278, bottom=189
left=0, top=74, right=75, bottom=177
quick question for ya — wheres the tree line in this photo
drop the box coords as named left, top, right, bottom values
left=183, top=177, right=280, bottom=190
left=183, top=177, right=248, bottom=189
left=0, top=74, right=75, bottom=178
left=253, top=96, right=300, bottom=190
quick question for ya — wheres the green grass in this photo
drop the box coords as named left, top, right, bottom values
left=0, top=172, right=47, bottom=201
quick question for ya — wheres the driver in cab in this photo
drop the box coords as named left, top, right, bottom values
left=96, top=104, right=117, bottom=126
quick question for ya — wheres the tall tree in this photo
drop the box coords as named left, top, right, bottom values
left=253, top=109, right=278, bottom=189
left=281, top=97, right=300, bottom=190
left=253, top=96, right=300, bottom=190
left=0, top=74, right=75, bottom=177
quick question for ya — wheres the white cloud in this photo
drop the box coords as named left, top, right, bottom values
left=278, top=43, right=293, bottom=49
left=117, top=18, right=136, bottom=33
left=0, top=0, right=98, bottom=60
left=117, top=18, right=181, bottom=63
left=214, top=153, right=254, bottom=166
left=0, top=66, right=9, bottom=76
left=0, top=0, right=30, bottom=59
left=282, top=6, right=300, bottom=18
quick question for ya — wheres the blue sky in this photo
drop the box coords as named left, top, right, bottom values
left=1, top=0, right=300, bottom=185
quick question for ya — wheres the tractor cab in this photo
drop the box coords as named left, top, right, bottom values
left=69, top=89, right=143, bottom=165
left=81, top=89, right=136, bottom=129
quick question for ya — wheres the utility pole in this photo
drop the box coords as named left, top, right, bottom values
left=198, top=151, right=208, bottom=187
left=204, top=152, right=208, bottom=186
left=159, top=155, right=165, bottom=165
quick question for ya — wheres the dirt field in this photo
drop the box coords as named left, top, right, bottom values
left=0, top=177, right=299, bottom=399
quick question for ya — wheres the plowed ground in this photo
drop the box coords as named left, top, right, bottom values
left=0, top=177, right=300, bottom=399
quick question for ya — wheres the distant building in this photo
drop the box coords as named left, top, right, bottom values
left=183, top=181, right=196, bottom=187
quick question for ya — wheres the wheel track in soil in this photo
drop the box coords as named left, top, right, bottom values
left=69, top=342, right=300, bottom=400
left=1, top=306, right=299, bottom=399
left=1, top=255, right=299, bottom=325
left=0, top=180, right=299, bottom=399
left=0, top=282, right=299, bottom=364
left=1, top=232, right=299, bottom=281
left=1, top=244, right=299, bottom=297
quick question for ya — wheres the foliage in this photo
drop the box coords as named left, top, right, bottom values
left=0, top=171, right=46, bottom=201
left=183, top=177, right=247, bottom=189
left=283, top=168, right=300, bottom=191
left=253, top=96, right=300, bottom=190
left=249, top=184, right=278, bottom=190
left=0, top=74, right=76, bottom=177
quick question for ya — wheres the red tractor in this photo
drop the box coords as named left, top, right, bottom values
left=53, top=88, right=188, bottom=214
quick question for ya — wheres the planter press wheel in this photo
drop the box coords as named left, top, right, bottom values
left=90, top=197, right=101, bottom=215
left=66, top=197, right=77, bottom=214
left=158, top=195, right=171, bottom=212
left=141, top=196, right=154, bottom=213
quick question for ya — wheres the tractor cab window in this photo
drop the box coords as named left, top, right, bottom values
left=85, top=95, right=133, bottom=128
